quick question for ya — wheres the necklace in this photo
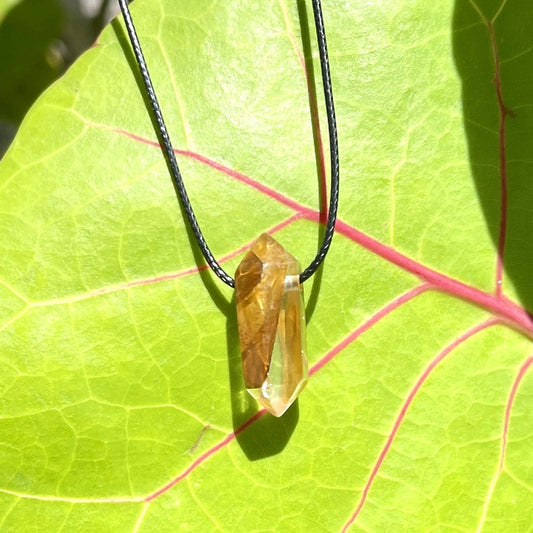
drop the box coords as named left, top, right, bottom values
left=118, top=0, right=339, bottom=417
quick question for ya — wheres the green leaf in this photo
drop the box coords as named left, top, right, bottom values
left=1, top=0, right=532, bottom=531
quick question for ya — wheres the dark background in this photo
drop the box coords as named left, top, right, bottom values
left=0, top=0, right=119, bottom=156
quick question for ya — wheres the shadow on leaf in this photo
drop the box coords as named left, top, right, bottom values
left=453, top=1, right=533, bottom=313
left=113, top=0, right=331, bottom=459
left=226, top=293, right=300, bottom=460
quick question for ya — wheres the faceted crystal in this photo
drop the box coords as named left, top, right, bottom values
left=235, top=233, right=308, bottom=417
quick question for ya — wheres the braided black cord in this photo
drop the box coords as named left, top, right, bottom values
left=117, top=0, right=234, bottom=287
left=117, top=0, right=339, bottom=287
left=299, top=0, right=340, bottom=283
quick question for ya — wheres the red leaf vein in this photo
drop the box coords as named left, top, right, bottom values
left=113, top=128, right=533, bottom=336
left=142, top=285, right=430, bottom=502
left=341, top=318, right=502, bottom=532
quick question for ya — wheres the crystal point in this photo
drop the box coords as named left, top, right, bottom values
left=235, top=233, right=308, bottom=417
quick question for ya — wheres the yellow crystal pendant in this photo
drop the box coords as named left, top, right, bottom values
left=235, top=233, right=308, bottom=417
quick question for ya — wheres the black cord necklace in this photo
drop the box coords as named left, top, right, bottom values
left=118, top=0, right=339, bottom=416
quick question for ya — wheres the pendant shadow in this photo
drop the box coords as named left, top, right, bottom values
left=226, top=0, right=327, bottom=457
left=226, top=293, right=300, bottom=460
left=178, top=198, right=301, bottom=460
left=114, top=3, right=328, bottom=459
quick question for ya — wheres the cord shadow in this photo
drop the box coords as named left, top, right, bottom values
left=114, top=2, right=329, bottom=458
left=229, top=0, right=331, bottom=457
left=115, top=14, right=298, bottom=460
left=297, top=0, right=328, bottom=224
left=112, top=18, right=170, bottom=168
left=113, top=17, right=232, bottom=313
left=297, top=0, right=326, bottom=323
left=452, top=1, right=533, bottom=313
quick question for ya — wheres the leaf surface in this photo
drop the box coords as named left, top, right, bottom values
left=0, top=0, right=532, bottom=531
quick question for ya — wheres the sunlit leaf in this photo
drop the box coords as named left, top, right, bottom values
left=0, top=0, right=532, bottom=531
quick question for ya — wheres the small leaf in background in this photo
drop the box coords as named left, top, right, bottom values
left=0, top=0, right=117, bottom=155
left=0, top=0, right=63, bottom=126
left=0, top=1, right=532, bottom=531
